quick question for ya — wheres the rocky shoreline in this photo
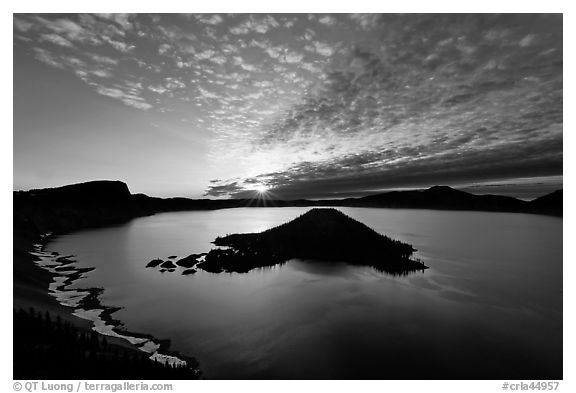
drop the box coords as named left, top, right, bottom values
left=32, top=233, right=201, bottom=374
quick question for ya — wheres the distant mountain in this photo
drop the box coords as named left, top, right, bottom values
left=344, top=185, right=528, bottom=211
left=196, top=208, right=427, bottom=274
left=13, top=181, right=562, bottom=240
left=341, top=185, right=561, bottom=216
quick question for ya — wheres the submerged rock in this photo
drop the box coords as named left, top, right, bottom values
left=196, top=208, right=428, bottom=274
left=146, top=259, right=164, bottom=268
left=182, top=269, right=197, bottom=275
left=167, top=255, right=177, bottom=259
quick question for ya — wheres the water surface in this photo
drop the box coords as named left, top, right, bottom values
left=46, top=207, right=562, bottom=379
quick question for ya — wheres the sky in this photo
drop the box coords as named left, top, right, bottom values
left=13, top=14, right=563, bottom=199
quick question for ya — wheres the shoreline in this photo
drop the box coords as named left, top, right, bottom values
left=31, top=233, right=201, bottom=374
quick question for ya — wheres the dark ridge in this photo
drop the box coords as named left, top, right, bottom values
left=528, top=190, right=562, bottom=216
left=196, top=208, right=427, bottom=274
left=14, top=307, right=199, bottom=380
left=348, top=186, right=529, bottom=212
left=18, top=180, right=131, bottom=206
left=339, top=186, right=562, bottom=216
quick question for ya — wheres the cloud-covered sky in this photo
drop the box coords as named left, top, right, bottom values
left=13, top=14, right=562, bottom=199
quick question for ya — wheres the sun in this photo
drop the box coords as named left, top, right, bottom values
left=254, top=184, right=268, bottom=194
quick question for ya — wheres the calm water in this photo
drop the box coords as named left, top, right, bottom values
left=46, top=207, right=562, bottom=379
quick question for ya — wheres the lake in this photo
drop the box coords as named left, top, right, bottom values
left=44, top=207, right=562, bottom=379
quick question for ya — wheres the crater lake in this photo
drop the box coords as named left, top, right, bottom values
left=43, top=207, right=562, bottom=379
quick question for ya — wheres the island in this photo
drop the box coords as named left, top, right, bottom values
left=196, top=208, right=428, bottom=274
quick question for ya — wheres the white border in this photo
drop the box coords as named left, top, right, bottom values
left=4, top=2, right=573, bottom=392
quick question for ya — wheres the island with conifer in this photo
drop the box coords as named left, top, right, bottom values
left=196, top=208, right=428, bottom=274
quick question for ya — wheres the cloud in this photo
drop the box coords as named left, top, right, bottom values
left=303, top=28, right=316, bottom=41
left=165, top=77, right=186, bottom=89
left=33, top=47, right=65, bottom=68
left=197, top=86, right=220, bottom=100
left=33, top=16, right=102, bottom=45
left=349, top=14, right=382, bottom=31
left=229, top=15, right=280, bottom=35
left=125, top=80, right=143, bottom=91
left=264, top=44, right=284, bottom=59
left=89, top=69, right=112, bottom=78
left=204, top=181, right=244, bottom=197
left=209, top=54, right=227, bottom=65
left=15, top=14, right=562, bottom=199
left=96, top=86, right=153, bottom=110
left=301, top=62, right=322, bottom=74
left=88, top=53, right=118, bottom=65
left=95, top=13, right=134, bottom=30
left=207, top=136, right=562, bottom=199
left=148, top=85, right=169, bottom=94
left=158, top=24, right=197, bottom=42
left=61, top=56, right=86, bottom=67
left=519, top=34, right=537, bottom=47
left=31, top=46, right=118, bottom=86
left=194, top=14, right=224, bottom=25
left=205, top=14, right=562, bottom=198
left=196, top=49, right=216, bottom=60
left=104, top=37, right=135, bottom=53
left=313, top=41, right=335, bottom=56
left=318, top=15, right=337, bottom=26
left=39, top=33, right=75, bottom=48
left=232, top=56, right=259, bottom=71
left=284, top=51, right=305, bottom=63
left=14, top=17, right=33, bottom=33
left=158, top=43, right=171, bottom=55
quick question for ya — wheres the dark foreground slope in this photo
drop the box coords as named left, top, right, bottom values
left=14, top=308, right=197, bottom=380
left=197, top=208, right=427, bottom=274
